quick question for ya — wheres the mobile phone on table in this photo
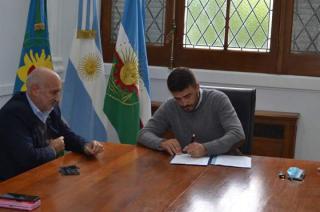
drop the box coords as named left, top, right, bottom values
left=0, top=193, right=40, bottom=202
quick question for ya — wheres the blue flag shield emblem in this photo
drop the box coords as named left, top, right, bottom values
left=14, top=0, right=53, bottom=92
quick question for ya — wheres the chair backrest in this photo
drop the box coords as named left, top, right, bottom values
left=201, top=85, right=256, bottom=154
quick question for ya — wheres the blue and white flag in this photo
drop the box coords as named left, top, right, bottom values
left=61, top=0, right=109, bottom=141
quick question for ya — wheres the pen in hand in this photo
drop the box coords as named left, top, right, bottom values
left=182, top=134, right=196, bottom=154
left=184, top=133, right=207, bottom=157
left=191, top=133, right=196, bottom=143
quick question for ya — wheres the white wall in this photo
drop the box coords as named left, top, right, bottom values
left=1, top=1, right=320, bottom=161
left=0, top=1, right=28, bottom=101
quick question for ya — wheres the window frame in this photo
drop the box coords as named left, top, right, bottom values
left=101, top=0, right=320, bottom=77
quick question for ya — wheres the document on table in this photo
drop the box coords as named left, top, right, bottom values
left=170, top=154, right=251, bottom=168
left=170, top=154, right=210, bottom=166
left=211, top=155, right=251, bottom=168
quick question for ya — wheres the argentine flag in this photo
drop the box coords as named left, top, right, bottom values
left=61, top=0, right=111, bottom=141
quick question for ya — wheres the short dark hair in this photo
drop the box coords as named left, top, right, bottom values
left=167, top=67, right=197, bottom=92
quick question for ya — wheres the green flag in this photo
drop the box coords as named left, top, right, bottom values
left=104, top=0, right=151, bottom=144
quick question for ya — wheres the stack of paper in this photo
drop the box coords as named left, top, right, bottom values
left=0, top=198, right=40, bottom=211
left=170, top=154, right=210, bottom=166
left=211, top=155, right=251, bottom=168
left=0, top=193, right=40, bottom=211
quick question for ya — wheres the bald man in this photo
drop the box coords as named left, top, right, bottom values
left=0, top=67, right=103, bottom=180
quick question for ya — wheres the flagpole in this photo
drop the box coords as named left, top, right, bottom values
left=167, top=0, right=176, bottom=71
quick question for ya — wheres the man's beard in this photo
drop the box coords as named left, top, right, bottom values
left=182, top=92, right=200, bottom=112
left=182, top=104, right=195, bottom=112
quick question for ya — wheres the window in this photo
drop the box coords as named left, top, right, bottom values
left=183, top=0, right=273, bottom=52
left=171, top=0, right=279, bottom=73
left=291, top=1, right=320, bottom=53
left=281, top=0, right=320, bottom=76
left=101, top=0, right=320, bottom=76
left=102, top=0, right=172, bottom=66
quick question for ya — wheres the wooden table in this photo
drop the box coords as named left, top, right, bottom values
left=0, top=143, right=319, bottom=212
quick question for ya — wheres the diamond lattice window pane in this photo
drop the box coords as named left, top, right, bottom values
left=111, top=0, right=166, bottom=45
left=228, top=0, right=273, bottom=52
left=145, top=0, right=166, bottom=45
left=184, top=0, right=227, bottom=49
left=291, top=0, right=320, bottom=53
left=111, top=0, right=124, bottom=42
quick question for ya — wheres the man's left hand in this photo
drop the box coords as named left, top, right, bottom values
left=84, top=140, right=104, bottom=156
left=183, top=142, right=207, bottom=157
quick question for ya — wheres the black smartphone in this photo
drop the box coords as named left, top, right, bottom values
left=0, top=193, right=40, bottom=202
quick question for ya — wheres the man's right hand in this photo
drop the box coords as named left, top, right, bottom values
left=160, top=139, right=182, bottom=156
left=49, top=136, right=65, bottom=154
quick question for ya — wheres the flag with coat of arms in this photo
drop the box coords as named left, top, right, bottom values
left=104, top=0, right=151, bottom=144
left=61, top=0, right=109, bottom=141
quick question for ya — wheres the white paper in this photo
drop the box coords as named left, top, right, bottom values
left=170, top=154, right=210, bottom=166
left=211, top=155, right=251, bottom=168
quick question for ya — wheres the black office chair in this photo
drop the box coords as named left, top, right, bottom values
left=201, top=85, right=256, bottom=154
